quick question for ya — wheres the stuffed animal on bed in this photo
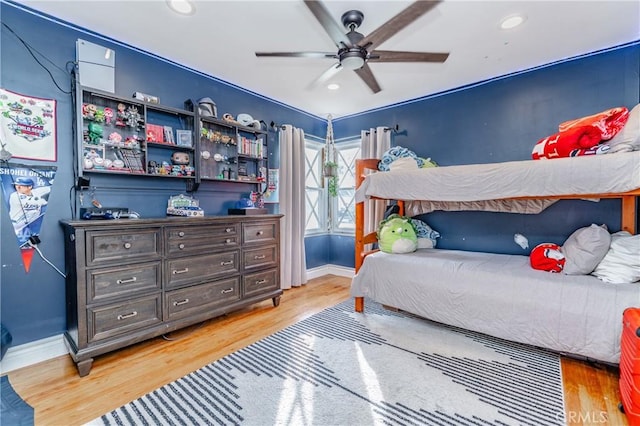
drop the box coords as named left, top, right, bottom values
left=378, top=214, right=418, bottom=254
left=530, top=243, right=566, bottom=273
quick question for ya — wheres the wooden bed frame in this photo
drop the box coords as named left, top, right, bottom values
left=354, top=158, right=640, bottom=313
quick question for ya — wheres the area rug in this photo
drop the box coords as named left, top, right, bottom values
left=1, top=375, right=34, bottom=425
left=90, top=299, right=565, bottom=426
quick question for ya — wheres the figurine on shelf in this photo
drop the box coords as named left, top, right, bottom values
left=171, top=151, right=190, bottom=165
left=94, top=108, right=105, bottom=123
left=87, top=122, right=103, bottom=144
left=115, top=103, right=127, bottom=127
left=82, top=103, right=97, bottom=120
left=104, top=107, right=114, bottom=125
left=108, top=132, right=122, bottom=144
left=125, top=106, right=143, bottom=129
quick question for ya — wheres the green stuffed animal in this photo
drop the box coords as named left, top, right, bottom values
left=377, top=214, right=418, bottom=254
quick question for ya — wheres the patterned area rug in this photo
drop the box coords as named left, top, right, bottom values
left=90, top=299, right=565, bottom=425
left=1, top=375, right=34, bottom=425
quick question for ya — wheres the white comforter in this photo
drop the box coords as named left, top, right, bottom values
left=356, top=152, right=640, bottom=210
left=351, top=249, right=640, bottom=364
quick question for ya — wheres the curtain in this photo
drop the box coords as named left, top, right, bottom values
left=360, top=127, right=391, bottom=241
left=278, top=125, right=307, bottom=289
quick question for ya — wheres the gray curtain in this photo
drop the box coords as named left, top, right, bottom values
left=279, top=125, right=307, bottom=289
left=360, top=127, right=391, bottom=242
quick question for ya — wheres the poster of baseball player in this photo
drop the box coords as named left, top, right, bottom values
left=0, top=164, right=56, bottom=247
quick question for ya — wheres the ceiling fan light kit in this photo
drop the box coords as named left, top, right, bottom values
left=255, top=0, right=449, bottom=94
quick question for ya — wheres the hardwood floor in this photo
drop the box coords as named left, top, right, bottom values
left=5, top=275, right=627, bottom=425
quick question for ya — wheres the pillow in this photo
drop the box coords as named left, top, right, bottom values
left=592, top=232, right=640, bottom=283
left=410, top=218, right=440, bottom=249
left=606, top=103, right=640, bottom=151
left=562, top=224, right=611, bottom=275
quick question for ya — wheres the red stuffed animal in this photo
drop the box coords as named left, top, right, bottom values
left=530, top=243, right=565, bottom=273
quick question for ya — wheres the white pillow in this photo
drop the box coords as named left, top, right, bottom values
left=592, top=232, right=640, bottom=283
left=562, top=224, right=611, bottom=275
left=606, top=103, right=640, bottom=151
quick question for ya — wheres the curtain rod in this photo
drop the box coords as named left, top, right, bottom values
left=365, top=124, right=400, bottom=135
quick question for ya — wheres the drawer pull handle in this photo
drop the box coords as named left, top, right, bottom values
left=178, top=243, right=185, bottom=250
left=254, top=254, right=266, bottom=260
left=225, top=239, right=232, bottom=244
left=178, top=231, right=185, bottom=237
left=225, top=228, right=233, bottom=233
left=173, top=298, right=189, bottom=306
left=116, top=277, right=137, bottom=284
left=256, top=279, right=267, bottom=285
left=172, top=268, right=189, bottom=275
left=123, top=242, right=132, bottom=249
left=221, top=288, right=234, bottom=294
left=117, top=311, right=138, bottom=320
left=257, top=231, right=264, bottom=236
left=220, top=260, right=234, bottom=266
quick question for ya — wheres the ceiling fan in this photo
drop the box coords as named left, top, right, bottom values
left=255, top=0, right=449, bottom=94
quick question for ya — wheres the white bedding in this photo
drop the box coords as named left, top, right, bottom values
left=351, top=249, right=640, bottom=364
left=355, top=152, right=640, bottom=210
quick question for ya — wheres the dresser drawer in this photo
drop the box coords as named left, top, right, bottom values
left=166, top=224, right=239, bottom=255
left=87, top=262, right=161, bottom=304
left=87, top=294, right=162, bottom=343
left=166, top=251, right=240, bottom=289
left=243, top=221, right=278, bottom=245
left=165, top=277, right=241, bottom=321
left=243, top=244, right=278, bottom=271
left=86, top=229, right=161, bottom=266
left=243, top=268, right=279, bottom=298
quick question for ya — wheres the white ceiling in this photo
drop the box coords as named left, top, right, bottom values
left=14, top=0, right=640, bottom=119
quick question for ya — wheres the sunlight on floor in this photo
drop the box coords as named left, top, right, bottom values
left=356, top=342, right=384, bottom=423
left=275, top=336, right=316, bottom=424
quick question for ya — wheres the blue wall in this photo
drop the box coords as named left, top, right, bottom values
left=0, top=2, right=326, bottom=346
left=1, top=0, right=639, bottom=348
left=333, top=43, right=639, bottom=259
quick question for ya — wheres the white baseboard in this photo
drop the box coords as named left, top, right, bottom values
left=0, top=333, right=67, bottom=374
left=0, top=269, right=353, bottom=374
left=306, top=264, right=354, bottom=280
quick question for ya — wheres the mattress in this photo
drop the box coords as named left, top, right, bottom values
left=355, top=151, right=640, bottom=204
left=351, top=248, right=640, bottom=364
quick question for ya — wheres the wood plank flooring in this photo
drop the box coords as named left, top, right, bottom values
left=5, top=275, right=627, bottom=425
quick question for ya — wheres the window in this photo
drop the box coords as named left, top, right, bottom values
left=331, top=140, right=360, bottom=234
left=304, top=136, right=360, bottom=236
left=305, top=139, right=325, bottom=235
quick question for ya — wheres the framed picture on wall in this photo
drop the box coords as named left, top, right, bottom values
left=176, top=130, right=193, bottom=148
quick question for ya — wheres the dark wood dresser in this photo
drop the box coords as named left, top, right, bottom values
left=60, top=215, right=282, bottom=376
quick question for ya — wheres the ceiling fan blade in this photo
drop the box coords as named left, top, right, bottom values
left=304, top=0, right=351, bottom=48
left=255, top=51, right=337, bottom=59
left=357, top=1, right=441, bottom=52
left=368, top=50, right=449, bottom=63
left=307, top=62, right=343, bottom=89
left=354, top=63, right=381, bottom=94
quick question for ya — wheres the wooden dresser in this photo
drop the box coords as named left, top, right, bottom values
left=60, top=215, right=282, bottom=376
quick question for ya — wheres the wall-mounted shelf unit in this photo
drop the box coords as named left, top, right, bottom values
left=75, top=87, right=196, bottom=181
left=185, top=99, right=268, bottom=193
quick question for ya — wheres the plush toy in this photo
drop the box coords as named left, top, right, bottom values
left=377, top=214, right=418, bottom=254
left=530, top=243, right=565, bottom=273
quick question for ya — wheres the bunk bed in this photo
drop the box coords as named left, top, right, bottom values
left=352, top=152, right=640, bottom=364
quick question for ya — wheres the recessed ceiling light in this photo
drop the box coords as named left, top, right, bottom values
left=500, top=14, right=526, bottom=30
left=327, top=83, right=340, bottom=90
left=167, top=0, right=195, bottom=15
